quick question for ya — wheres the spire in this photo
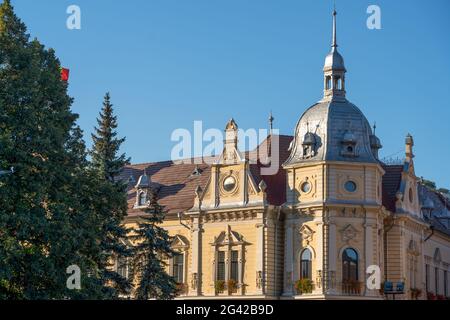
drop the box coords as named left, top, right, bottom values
left=332, top=8, right=337, bottom=50
left=405, top=133, right=414, bottom=161
left=322, top=8, right=346, bottom=101
left=268, top=111, right=274, bottom=133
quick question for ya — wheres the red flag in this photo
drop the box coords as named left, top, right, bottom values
left=60, top=67, right=70, bottom=81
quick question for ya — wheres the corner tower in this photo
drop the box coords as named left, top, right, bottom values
left=282, top=9, right=385, bottom=300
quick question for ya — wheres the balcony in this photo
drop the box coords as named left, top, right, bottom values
left=340, top=281, right=364, bottom=296
left=294, top=279, right=315, bottom=295
left=214, top=280, right=240, bottom=296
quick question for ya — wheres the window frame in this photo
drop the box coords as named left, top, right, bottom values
left=342, top=248, right=359, bottom=282
left=300, top=248, right=312, bottom=280
left=172, top=252, right=184, bottom=284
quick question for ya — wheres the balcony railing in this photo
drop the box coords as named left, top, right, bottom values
left=340, top=281, right=364, bottom=296
left=214, top=280, right=240, bottom=295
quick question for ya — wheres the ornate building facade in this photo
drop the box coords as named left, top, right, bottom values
left=119, top=11, right=450, bottom=300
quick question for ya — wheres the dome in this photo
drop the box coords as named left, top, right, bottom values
left=370, top=134, right=382, bottom=149
left=135, top=173, right=150, bottom=189
left=324, top=49, right=346, bottom=72
left=284, top=99, right=378, bottom=166
left=422, top=197, right=435, bottom=210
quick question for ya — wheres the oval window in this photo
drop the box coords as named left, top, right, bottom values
left=344, top=181, right=357, bottom=192
left=301, top=182, right=311, bottom=193
left=223, top=176, right=236, bottom=192
left=409, top=188, right=413, bottom=203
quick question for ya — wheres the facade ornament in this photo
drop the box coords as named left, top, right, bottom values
left=340, top=224, right=358, bottom=243
left=256, top=271, right=263, bottom=289
left=299, top=225, right=315, bottom=244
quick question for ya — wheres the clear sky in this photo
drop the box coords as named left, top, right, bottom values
left=10, top=0, right=450, bottom=188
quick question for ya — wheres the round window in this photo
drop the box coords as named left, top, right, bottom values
left=344, top=181, right=357, bottom=192
left=301, top=181, right=311, bottom=193
left=223, top=176, right=236, bottom=192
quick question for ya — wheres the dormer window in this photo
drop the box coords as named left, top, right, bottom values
left=302, top=132, right=317, bottom=159
left=138, top=191, right=147, bottom=206
left=340, top=130, right=358, bottom=158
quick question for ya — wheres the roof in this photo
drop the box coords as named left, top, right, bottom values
left=120, top=135, right=293, bottom=218
left=381, top=164, right=403, bottom=212
left=284, top=99, right=378, bottom=167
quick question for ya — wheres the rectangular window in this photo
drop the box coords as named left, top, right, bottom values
left=435, top=267, right=439, bottom=294
left=172, top=253, right=184, bottom=283
left=444, top=271, right=448, bottom=297
left=117, top=256, right=128, bottom=279
left=217, top=251, right=225, bottom=281
left=230, top=250, right=239, bottom=282
left=425, top=264, right=430, bottom=292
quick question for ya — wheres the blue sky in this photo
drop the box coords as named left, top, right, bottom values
left=11, top=0, right=450, bottom=188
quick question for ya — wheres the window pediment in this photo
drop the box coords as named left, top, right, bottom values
left=212, top=226, right=245, bottom=246
left=171, top=234, right=189, bottom=250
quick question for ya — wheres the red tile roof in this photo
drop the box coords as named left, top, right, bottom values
left=121, top=135, right=293, bottom=217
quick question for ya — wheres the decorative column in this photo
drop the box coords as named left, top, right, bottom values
left=283, top=215, right=294, bottom=296
left=189, top=216, right=202, bottom=296
left=327, top=218, right=337, bottom=294
left=315, top=216, right=324, bottom=294
left=255, top=215, right=265, bottom=295
left=364, top=218, right=377, bottom=297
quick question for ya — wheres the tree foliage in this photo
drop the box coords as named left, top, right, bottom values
left=131, top=191, right=177, bottom=300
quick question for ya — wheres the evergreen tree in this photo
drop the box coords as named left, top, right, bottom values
left=90, top=92, right=131, bottom=298
left=0, top=0, right=107, bottom=299
left=131, top=191, right=176, bottom=300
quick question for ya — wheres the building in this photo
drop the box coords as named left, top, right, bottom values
left=118, top=10, right=450, bottom=300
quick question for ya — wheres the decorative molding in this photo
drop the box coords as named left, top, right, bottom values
left=340, top=224, right=358, bottom=243
left=211, top=225, right=246, bottom=246
left=171, top=234, right=190, bottom=251
left=203, top=210, right=260, bottom=223
left=298, top=225, right=315, bottom=245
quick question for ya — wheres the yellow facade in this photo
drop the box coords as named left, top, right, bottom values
left=118, top=10, right=450, bottom=300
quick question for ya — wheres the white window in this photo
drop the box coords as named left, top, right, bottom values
left=138, top=192, right=147, bottom=206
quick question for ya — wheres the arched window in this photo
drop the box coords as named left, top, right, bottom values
left=138, top=192, right=147, bottom=206
left=334, top=76, right=342, bottom=90
left=300, top=248, right=312, bottom=280
left=342, top=248, right=358, bottom=281
left=326, top=76, right=331, bottom=90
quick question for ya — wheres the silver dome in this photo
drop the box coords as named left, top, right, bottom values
left=324, top=49, right=346, bottom=72
left=284, top=99, right=378, bottom=166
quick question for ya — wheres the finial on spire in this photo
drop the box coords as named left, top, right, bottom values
left=269, top=111, right=274, bottom=133
left=373, top=122, right=377, bottom=135
left=332, top=7, right=337, bottom=49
